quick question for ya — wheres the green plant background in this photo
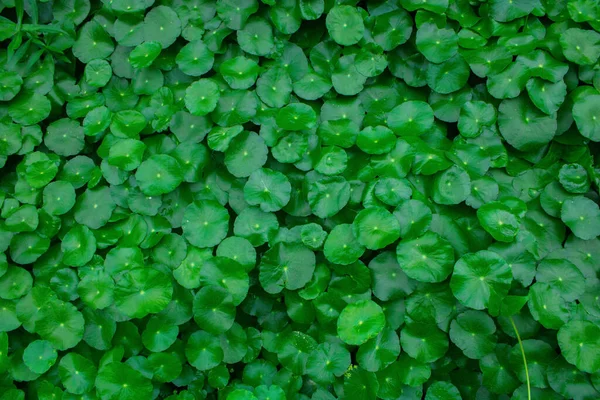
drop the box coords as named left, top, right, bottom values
left=0, top=0, right=599, bottom=399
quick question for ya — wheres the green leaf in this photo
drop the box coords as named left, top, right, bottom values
left=426, top=54, right=470, bottom=94
left=74, top=186, right=116, bottom=229
left=527, top=283, right=570, bottom=330
left=8, top=92, right=51, bottom=125
left=357, top=126, right=396, bottom=155
left=561, top=197, right=600, bottom=240
left=301, top=110, right=336, bottom=143
left=5, top=205, right=38, bottom=233
left=110, top=110, right=146, bottom=139
left=355, top=47, right=387, bottom=78
left=558, top=320, right=600, bottom=374
left=0, top=122, right=22, bottom=156
left=96, top=362, right=153, bottom=400
left=293, top=70, right=332, bottom=101
left=425, top=381, right=461, bottom=400
left=185, top=79, right=220, bottom=116
left=337, top=300, right=385, bottom=346
left=272, top=132, right=308, bottom=163
left=84, top=106, right=112, bottom=137
left=25, top=159, right=58, bottom=189
left=176, top=40, right=214, bottom=76
left=536, top=258, right=585, bottom=302
left=372, top=9, right=412, bottom=51
left=10, top=232, right=50, bottom=265
left=547, top=357, right=600, bottom=399
left=477, top=201, right=520, bottom=242
left=308, top=176, right=350, bottom=218
left=143, top=6, right=181, bottom=48
left=0, top=71, right=23, bottom=101
left=488, top=0, right=536, bottom=22
left=306, top=342, right=350, bottom=384
left=199, top=256, right=248, bottom=305
left=299, top=0, right=324, bottom=20
left=400, top=0, right=449, bottom=14
left=135, top=155, right=183, bottom=196
left=573, top=94, right=600, bottom=141
left=148, top=352, right=181, bottom=383
left=326, top=6, right=364, bottom=47
left=220, top=56, right=259, bottom=90
left=129, top=41, right=162, bottom=69
left=369, top=251, right=414, bottom=302
left=72, top=21, right=114, bottom=63
left=560, top=28, right=600, bottom=65
left=107, top=139, right=146, bottom=171
left=450, top=250, right=513, bottom=310
left=400, top=322, right=449, bottom=363
left=36, top=300, right=84, bottom=350
left=244, top=168, right=291, bottom=212
left=23, top=340, right=57, bottom=374
left=385, top=354, right=431, bottom=389
left=78, top=270, right=115, bottom=310
left=396, top=231, right=454, bottom=283
left=193, top=285, right=235, bottom=334
left=432, top=165, right=471, bottom=205
left=259, top=242, right=315, bottom=294
left=393, top=199, right=432, bottom=239
left=186, top=330, right=224, bottom=371
left=61, top=225, right=96, bottom=267
left=343, top=367, right=379, bottom=400
left=324, top=223, right=365, bottom=265
left=559, top=163, right=590, bottom=194
left=352, top=207, right=400, bottom=250
left=416, top=22, right=458, bottom=63
left=114, top=268, right=172, bottom=318
left=526, top=78, right=567, bottom=115
left=277, top=330, right=317, bottom=375
left=256, top=67, right=292, bottom=109
left=216, top=236, right=256, bottom=271
left=300, top=223, right=327, bottom=251
left=225, top=131, right=268, bottom=178
left=480, top=344, right=520, bottom=394
left=85, top=59, right=112, bottom=87
left=59, top=352, right=97, bottom=394
left=387, top=100, right=434, bottom=136
left=276, top=103, right=316, bottom=131
left=356, top=326, right=400, bottom=372
left=449, top=310, right=497, bottom=359
left=332, top=54, right=367, bottom=96
left=458, top=101, right=497, bottom=138
left=498, top=95, right=557, bottom=151
left=182, top=200, right=229, bottom=247
left=237, top=17, right=274, bottom=56
left=374, top=178, right=412, bottom=207
left=467, top=176, right=500, bottom=209
left=233, top=207, right=278, bottom=247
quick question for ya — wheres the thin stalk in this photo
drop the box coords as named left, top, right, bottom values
left=510, top=316, right=531, bottom=400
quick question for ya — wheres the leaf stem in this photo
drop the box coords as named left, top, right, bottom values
left=510, top=316, right=531, bottom=400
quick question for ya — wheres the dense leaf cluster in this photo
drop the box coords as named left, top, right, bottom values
left=0, top=0, right=600, bottom=399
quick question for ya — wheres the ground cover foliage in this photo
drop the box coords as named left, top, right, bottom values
left=0, top=0, right=599, bottom=399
